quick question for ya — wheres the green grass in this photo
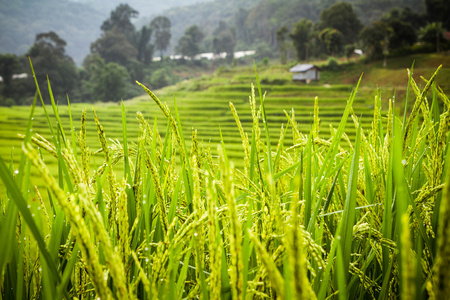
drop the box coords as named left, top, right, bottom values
left=1, top=59, right=450, bottom=299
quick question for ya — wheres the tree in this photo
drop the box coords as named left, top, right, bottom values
left=234, top=8, right=251, bottom=45
left=176, top=25, right=204, bottom=58
left=381, top=8, right=420, bottom=50
left=27, top=31, right=79, bottom=102
left=359, top=21, right=393, bottom=64
left=318, top=28, right=344, bottom=56
left=136, top=26, right=154, bottom=64
left=92, top=62, right=130, bottom=102
left=276, top=26, right=289, bottom=64
left=419, top=22, right=445, bottom=53
left=0, top=54, right=21, bottom=98
left=212, top=21, right=236, bottom=61
left=150, top=16, right=171, bottom=59
left=382, top=7, right=426, bottom=29
left=345, top=44, right=356, bottom=61
left=426, top=0, right=450, bottom=29
left=319, top=2, right=362, bottom=44
left=290, top=19, right=314, bottom=61
left=101, top=4, right=138, bottom=41
left=387, top=19, right=417, bottom=50
left=151, top=69, right=170, bottom=89
left=90, top=29, right=138, bottom=66
left=29, top=31, right=67, bottom=57
left=80, top=54, right=105, bottom=101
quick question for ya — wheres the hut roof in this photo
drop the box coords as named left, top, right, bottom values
left=289, top=64, right=319, bottom=73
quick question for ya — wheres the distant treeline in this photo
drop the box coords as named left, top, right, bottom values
left=0, top=0, right=449, bottom=106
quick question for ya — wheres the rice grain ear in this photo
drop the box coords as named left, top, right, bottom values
left=400, top=214, right=416, bottom=300
left=230, top=101, right=251, bottom=175
left=22, top=143, right=113, bottom=299
left=79, top=109, right=90, bottom=183
left=435, top=148, right=450, bottom=298
left=286, top=174, right=316, bottom=300
left=403, top=65, right=442, bottom=153
left=206, top=176, right=222, bottom=299
left=248, top=229, right=285, bottom=299
left=219, top=143, right=244, bottom=300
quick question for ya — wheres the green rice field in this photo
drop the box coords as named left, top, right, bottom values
left=1, top=59, right=450, bottom=299
left=2, top=60, right=449, bottom=194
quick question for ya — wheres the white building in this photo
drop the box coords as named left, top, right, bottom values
left=289, top=64, right=320, bottom=82
left=0, top=73, right=28, bottom=82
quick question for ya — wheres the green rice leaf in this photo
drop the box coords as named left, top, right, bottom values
left=0, top=156, right=61, bottom=283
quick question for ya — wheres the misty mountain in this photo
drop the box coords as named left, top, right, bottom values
left=70, top=0, right=215, bottom=19
left=0, top=1, right=105, bottom=65
left=0, top=0, right=215, bottom=65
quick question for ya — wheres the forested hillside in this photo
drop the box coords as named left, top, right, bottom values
left=159, top=0, right=426, bottom=54
left=138, top=0, right=261, bottom=53
left=0, top=0, right=214, bottom=64
left=0, top=0, right=431, bottom=64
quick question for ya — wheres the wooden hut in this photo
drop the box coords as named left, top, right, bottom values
left=289, top=64, right=320, bottom=82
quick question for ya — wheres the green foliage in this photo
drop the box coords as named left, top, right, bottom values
left=90, top=29, right=138, bottom=66
left=150, top=69, right=171, bottom=89
left=100, top=3, right=138, bottom=41
left=176, top=25, right=204, bottom=58
left=326, top=56, right=340, bottom=71
left=151, top=16, right=172, bottom=58
left=253, top=42, right=275, bottom=61
left=380, top=8, right=421, bottom=50
left=259, top=57, right=270, bottom=67
left=212, top=21, right=237, bottom=61
left=319, top=2, right=362, bottom=44
left=359, top=21, right=392, bottom=60
left=0, top=96, right=15, bottom=107
left=318, top=28, right=344, bottom=56
left=425, top=0, right=450, bottom=29
left=349, top=0, right=425, bottom=25
left=276, top=26, right=289, bottom=64
left=92, top=62, right=130, bottom=102
left=135, top=26, right=154, bottom=64
left=289, top=19, right=315, bottom=61
left=345, top=44, right=355, bottom=60
left=419, top=22, right=446, bottom=53
left=234, top=8, right=252, bottom=45
left=0, top=54, right=22, bottom=98
left=386, top=19, right=417, bottom=50
left=26, top=32, right=79, bottom=102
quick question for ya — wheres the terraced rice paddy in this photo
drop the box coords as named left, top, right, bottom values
left=0, top=69, right=381, bottom=195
